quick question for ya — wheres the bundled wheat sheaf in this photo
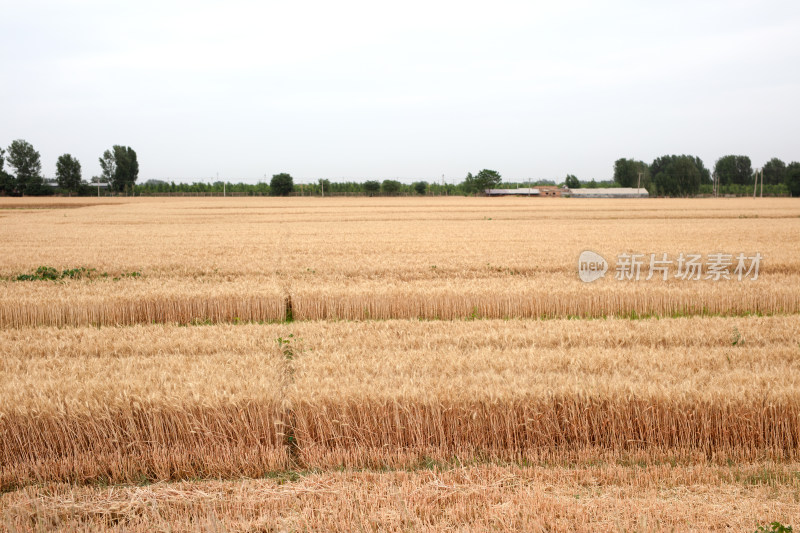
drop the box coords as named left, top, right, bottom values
left=1, top=197, right=799, bottom=530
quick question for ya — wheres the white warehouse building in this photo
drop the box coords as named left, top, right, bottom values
left=567, top=187, right=649, bottom=198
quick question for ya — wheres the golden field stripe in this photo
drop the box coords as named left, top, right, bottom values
left=2, top=398, right=799, bottom=488
left=0, top=403, right=287, bottom=490
left=1, top=276, right=799, bottom=327
left=291, top=399, right=800, bottom=468
left=291, top=277, right=800, bottom=320
left=0, top=294, right=286, bottom=327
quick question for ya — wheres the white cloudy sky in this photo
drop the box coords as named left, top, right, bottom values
left=2, top=0, right=799, bottom=183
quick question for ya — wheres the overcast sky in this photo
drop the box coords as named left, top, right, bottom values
left=2, top=0, right=799, bottom=184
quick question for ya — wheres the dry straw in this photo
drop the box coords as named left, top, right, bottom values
left=3, top=463, right=799, bottom=532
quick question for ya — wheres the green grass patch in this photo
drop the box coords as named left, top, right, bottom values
left=12, top=266, right=142, bottom=282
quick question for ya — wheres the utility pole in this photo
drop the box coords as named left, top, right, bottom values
left=713, top=172, right=717, bottom=197
left=320, top=179, right=324, bottom=197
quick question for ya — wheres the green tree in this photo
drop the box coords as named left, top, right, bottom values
left=0, top=147, right=16, bottom=195
left=762, top=158, right=786, bottom=186
left=270, top=173, right=294, bottom=196
left=651, top=155, right=702, bottom=197
left=413, top=181, right=428, bottom=195
left=713, top=155, right=752, bottom=186
left=0, top=170, right=14, bottom=195
left=462, top=172, right=476, bottom=193
left=476, top=169, right=502, bottom=192
left=363, top=180, right=380, bottom=195
left=786, top=162, right=800, bottom=197
left=55, top=154, right=82, bottom=194
left=381, top=179, right=402, bottom=195
left=98, top=150, right=115, bottom=185
left=6, top=139, right=44, bottom=195
left=613, top=158, right=650, bottom=189
left=564, top=174, right=580, bottom=189
left=694, top=156, right=712, bottom=185
left=462, top=169, right=502, bottom=194
left=113, top=145, right=139, bottom=192
left=100, top=146, right=139, bottom=192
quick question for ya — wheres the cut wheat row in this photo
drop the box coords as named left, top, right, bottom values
left=1, top=276, right=799, bottom=326
left=291, top=277, right=800, bottom=320
left=0, top=403, right=287, bottom=490
left=3, top=397, right=799, bottom=489
left=0, top=295, right=286, bottom=327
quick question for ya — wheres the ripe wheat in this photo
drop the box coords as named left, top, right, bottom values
left=2, top=197, right=799, bottom=324
left=2, top=197, right=799, bottom=529
left=2, top=317, right=799, bottom=488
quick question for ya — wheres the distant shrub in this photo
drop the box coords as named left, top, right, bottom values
left=13, top=266, right=141, bottom=282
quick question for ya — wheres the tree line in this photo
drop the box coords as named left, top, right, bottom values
left=0, top=139, right=138, bottom=196
left=612, top=155, right=800, bottom=197
left=133, top=160, right=800, bottom=197
left=136, top=176, right=461, bottom=196
left=2, top=139, right=798, bottom=197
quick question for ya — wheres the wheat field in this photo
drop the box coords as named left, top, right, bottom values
left=1, top=197, right=799, bottom=531
left=2, top=197, right=799, bottom=326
